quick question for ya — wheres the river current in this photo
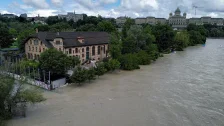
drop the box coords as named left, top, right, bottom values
left=8, top=39, right=224, bottom=126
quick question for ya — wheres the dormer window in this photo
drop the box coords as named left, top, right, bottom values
left=77, top=37, right=84, bottom=43
left=56, top=41, right=61, bottom=45
left=34, top=39, right=39, bottom=45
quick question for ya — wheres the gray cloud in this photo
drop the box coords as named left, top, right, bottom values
left=22, top=0, right=49, bottom=9
left=5, top=0, right=224, bottom=18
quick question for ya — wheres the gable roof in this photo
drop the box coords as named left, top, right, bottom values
left=26, top=32, right=109, bottom=48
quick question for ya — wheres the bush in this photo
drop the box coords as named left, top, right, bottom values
left=103, top=61, right=111, bottom=72
left=119, top=53, right=140, bottom=70
left=173, top=31, right=190, bottom=51
left=136, top=51, right=151, bottom=65
left=108, top=59, right=120, bottom=71
left=86, top=68, right=96, bottom=83
left=189, top=30, right=206, bottom=45
left=95, top=63, right=107, bottom=77
left=146, top=44, right=159, bottom=61
left=70, top=67, right=88, bottom=86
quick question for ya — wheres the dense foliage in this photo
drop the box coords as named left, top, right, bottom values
left=173, top=31, right=190, bottom=50
left=0, top=75, right=44, bottom=120
left=70, top=67, right=88, bottom=86
left=39, top=49, right=80, bottom=79
left=0, top=23, right=14, bottom=48
left=104, top=59, right=120, bottom=71
left=119, top=53, right=140, bottom=70
left=95, top=63, right=107, bottom=77
left=136, top=50, right=151, bottom=65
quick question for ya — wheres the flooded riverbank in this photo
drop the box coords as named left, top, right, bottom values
left=8, top=39, right=224, bottom=126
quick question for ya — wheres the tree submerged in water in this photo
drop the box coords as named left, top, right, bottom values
left=0, top=75, right=45, bottom=122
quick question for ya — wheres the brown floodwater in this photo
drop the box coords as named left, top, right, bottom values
left=8, top=39, right=224, bottom=126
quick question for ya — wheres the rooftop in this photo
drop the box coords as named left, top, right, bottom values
left=26, top=32, right=109, bottom=48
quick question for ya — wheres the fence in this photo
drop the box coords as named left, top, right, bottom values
left=0, top=61, right=66, bottom=90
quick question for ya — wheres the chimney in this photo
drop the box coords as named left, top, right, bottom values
left=36, top=28, right=38, bottom=33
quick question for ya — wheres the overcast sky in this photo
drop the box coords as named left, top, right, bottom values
left=0, top=0, right=224, bottom=18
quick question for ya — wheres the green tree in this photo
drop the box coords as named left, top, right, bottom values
left=95, top=63, right=106, bottom=78
left=187, top=23, right=197, bottom=31
left=136, top=50, right=151, bottom=65
left=122, top=18, right=135, bottom=39
left=66, top=56, right=80, bottom=68
left=122, top=34, right=137, bottom=54
left=108, top=59, right=120, bottom=71
left=0, top=23, right=14, bottom=48
left=97, top=21, right=116, bottom=33
left=152, top=24, right=175, bottom=52
left=145, top=43, right=159, bottom=61
left=86, top=68, right=96, bottom=83
left=8, top=28, right=18, bottom=38
left=210, top=28, right=221, bottom=37
left=17, top=28, right=35, bottom=52
left=68, top=19, right=75, bottom=27
left=173, top=31, right=190, bottom=51
left=119, top=53, right=140, bottom=70
left=35, top=25, right=50, bottom=32
left=49, top=22, right=72, bottom=32
left=188, top=30, right=206, bottom=45
left=0, top=75, right=45, bottom=120
left=109, top=33, right=122, bottom=59
left=46, top=16, right=64, bottom=25
left=76, top=24, right=97, bottom=31
left=70, top=67, right=88, bottom=86
left=39, top=49, right=71, bottom=78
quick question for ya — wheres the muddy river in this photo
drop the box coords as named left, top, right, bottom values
left=8, top=39, right=224, bottom=126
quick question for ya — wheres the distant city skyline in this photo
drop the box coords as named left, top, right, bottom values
left=0, top=0, right=224, bottom=18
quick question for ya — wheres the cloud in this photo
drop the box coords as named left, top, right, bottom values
left=98, top=0, right=118, bottom=4
left=0, top=10, right=11, bottom=14
left=4, top=0, right=224, bottom=18
left=22, top=0, right=49, bottom=9
left=51, top=0, right=63, bottom=7
left=27, top=9, right=58, bottom=17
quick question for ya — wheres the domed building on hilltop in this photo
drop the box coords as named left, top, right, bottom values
left=168, top=7, right=187, bottom=30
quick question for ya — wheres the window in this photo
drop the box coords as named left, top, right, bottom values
left=103, top=45, right=106, bottom=54
left=34, top=39, right=39, bottom=45
left=82, top=48, right=84, bottom=52
left=27, top=53, right=30, bottom=59
left=82, top=54, right=84, bottom=57
left=32, top=47, right=34, bottom=51
left=86, top=47, right=89, bottom=52
left=39, top=48, right=41, bottom=52
left=92, top=46, right=95, bottom=56
left=30, top=40, right=32, bottom=45
left=34, top=54, right=37, bottom=60
left=66, top=51, right=68, bottom=54
left=75, top=48, right=78, bottom=53
left=36, top=47, right=38, bottom=52
left=56, top=41, right=60, bottom=45
left=59, top=48, right=61, bottom=51
left=29, top=46, right=31, bottom=51
left=37, top=55, right=40, bottom=60
left=73, top=50, right=74, bottom=54
left=69, top=48, right=72, bottom=54
left=43, top=48, right=45, bottom=51
left=98, top=46, right=100, bottom=55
